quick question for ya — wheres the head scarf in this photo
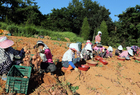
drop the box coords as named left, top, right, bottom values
left=128, top=49, right=133, bottom=56
left=36, top=41, right=48, bottom=62
left=37, top=40, right=49, bottom=50
left=69, top=43, right=79, bottom=52
left=85, top=43, right=92, bottom=51
left=118, top=45, right=123, bottom=50
left=107, top=46, right=113, bottom=52
left=98, top=31, right=102, bottom=36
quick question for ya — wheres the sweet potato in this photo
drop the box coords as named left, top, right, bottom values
left=32, top=55, right=37, bottom=60
left=23, top=76, right=28, bottom=78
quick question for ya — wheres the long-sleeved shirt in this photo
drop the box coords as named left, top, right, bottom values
left=95, top=35, right=101, bottom=43
left=44, top=49, right=53, bottom=63
left=0, top=47, right=23, bottom=75
left=62, top=49, right=76, bottom=68
left=62, top=49, right=75, bottom=61
left=119, top=51, right=129, bottom=57
left=0, top=47, right=19, bottom=63
left=93, top=46, right=105, bottom=52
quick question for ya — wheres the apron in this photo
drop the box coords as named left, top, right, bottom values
left=39, top=47, right=47, bottom=62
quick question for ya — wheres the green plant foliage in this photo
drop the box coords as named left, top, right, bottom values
left=25, top=26, right=37, bottom=37
left=6, top=24, right=18, bottom=35
left=66, top=82, right=79, bottom=93
left=0, top=22, right=8, bottom=30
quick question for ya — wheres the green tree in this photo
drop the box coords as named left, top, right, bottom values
left=97, top=20, right=108, bottom=45
left=113, top=5, right=140, bottom=47
left=80, top=17, right=90, bottom=40
left=0, top=0, right=44, bottom=25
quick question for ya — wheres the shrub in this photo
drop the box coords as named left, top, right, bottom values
left=0, top=22, right=8, bottom=30
left=18, top=27, right=26, bottom=36
left=24, top=26, right=37, bottom=37
left=6, top=24, right=18, bottom=35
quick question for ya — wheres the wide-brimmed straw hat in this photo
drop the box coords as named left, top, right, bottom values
left=0, top=36, right=14, bottom=49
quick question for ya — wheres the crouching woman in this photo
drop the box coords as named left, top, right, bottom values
left=34, top=41, right=56, bottom=74
left=62, top=43, right=80, bottom=72
left=119, top=47, right=133, bottom=60
left=0, top=36, right=26, bottom=79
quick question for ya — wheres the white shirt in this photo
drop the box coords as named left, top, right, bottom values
left=62, top=49, right=74, bottom=61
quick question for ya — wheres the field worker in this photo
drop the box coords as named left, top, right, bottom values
left=115, top=45, right=123, bottom=56
left=95, top=31, right=102, bottom=44
left=84, top=40, right=93, bottom=48
left=119, top=47, right=133, bottom=60
left=105, top=46, right=113, bottom=58
left=93, top=44, right=105, bottom=56
left=34, top=41, right=56, bottom=74
left=131, top=45, right=139, bottom=55
left=0, top=36, right=26, bottom=79
left=81, top=43, right=93, bottom=61
left=62, top=43, right=80, bottom=71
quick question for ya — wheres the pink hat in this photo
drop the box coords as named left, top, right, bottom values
left=0, top=36, right=14, bottom=49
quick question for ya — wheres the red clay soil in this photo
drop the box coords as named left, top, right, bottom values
left=0, top=35, right=140, bottom=95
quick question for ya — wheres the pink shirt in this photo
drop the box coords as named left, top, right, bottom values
left=93, top=46, right=105, bottom=51
left=119, top=51, right=128, bottom=57
left=106, top=50, right=109, bottom=54
left=95, top=35, right=101, bottom=43
left=44, top=49, right=53, bottom=63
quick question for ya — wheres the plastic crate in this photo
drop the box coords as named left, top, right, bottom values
left=5, top=65, right=32, bottom=95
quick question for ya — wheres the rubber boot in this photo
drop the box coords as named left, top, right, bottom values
left=67, top=65, right=73, bottom=71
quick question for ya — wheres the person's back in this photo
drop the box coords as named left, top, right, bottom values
left=115, top=45, right=123, bottom=56
left=93, top=46, right=105, bottom=52
left=119, top=51, right=129, bottom=58
left=62, top=49, right=73, bottom=62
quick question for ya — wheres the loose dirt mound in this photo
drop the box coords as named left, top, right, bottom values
left=0, top=36, right=140, bottom=95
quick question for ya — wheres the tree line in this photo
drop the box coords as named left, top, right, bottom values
left=0, top=0, right=140, bottom=47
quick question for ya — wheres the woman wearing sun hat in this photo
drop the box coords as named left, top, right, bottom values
left=119, top=47, right=133, bottom=60
left=115, top=45, right=123, bottom=56
left=0, top=36, right=26, bottom=79
left=34, top=40, right=56, bottom=74
left=62, top=43, right=80, bottom=71
left=105, top=46, right=113, bottom=58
